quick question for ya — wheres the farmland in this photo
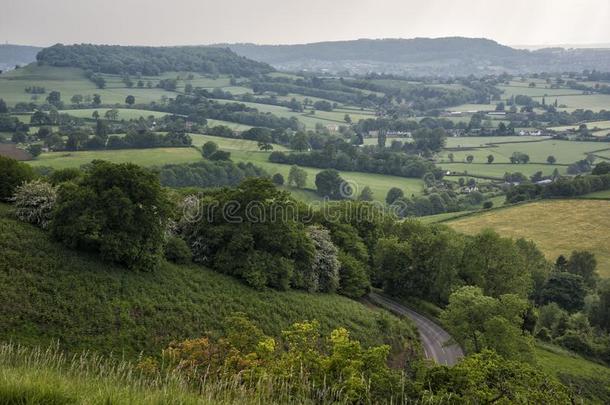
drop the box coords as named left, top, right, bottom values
left=447, top=199, right=610, bottom=278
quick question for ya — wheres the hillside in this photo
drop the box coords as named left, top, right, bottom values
left=37, top=43, right=274, bottom=76
left=0, top=203, right=419, bottom=358
left=446, top=199, right=610, bottom=278
left=225, top=37, right=610, bottom=75
left=0, top=44, right=41, bottom=72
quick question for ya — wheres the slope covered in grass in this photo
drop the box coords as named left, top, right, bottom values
left=0, top=203, right=418, bottom=358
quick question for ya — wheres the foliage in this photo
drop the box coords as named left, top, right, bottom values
left=37, top=44, right=273, bottom=76
left=540, top=272, right=586, bottom=313
left=164, top=236, right=192, bottom=264
left=287, top=165, right=307, bottom=188
left=179, top=178, right=314, bottom=290
left=441, top=286, right=534, bottom=361
left=301, top=226, right=340, bottom=293
left=13, top=180, right=57, bottom=229
left=159, top=160, right=267, bottom=188
left=315, top=169, right=349, bottom=199
left=50, top=160, right=172, bottom=270
left=0, top=156, right=35, bottom=200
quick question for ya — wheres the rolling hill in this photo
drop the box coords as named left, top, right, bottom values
left=225, top=37, right=610, bottom=75
left=0, top=203, right=419, bottom=358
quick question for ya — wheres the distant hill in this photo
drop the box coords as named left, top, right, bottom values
left=0, top=44, right=41, bottom=72
left=36, top=44, right=274, bottom=77
left=223, top=37, right=610, bottom=75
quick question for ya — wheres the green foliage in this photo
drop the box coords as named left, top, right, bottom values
left=423, top=350, right=571, bottom=403
left=336, top=250, right=370, bottom=298
left=164, top=236, right=192, bottom=264
left=541, top=272, right=586, bottom=313
left=315, top=169, right=349, bottom=199
left=302, top=226, right=340, bottom=293
left=271, top=173, right=284, bottom=185
left=13, top=179, right=57, bottom=229
left=179, top=178, right=315, bottom=290
left=441, top=286, right=534, bottom=361
left=159, top=160, right=267, bottom=188
left=385, top=187, right=404, bottom=205
left=0, top=156, right=35, bottom=200
left=50, top=160, right=172, bottom=271
left=287, top=165, right=307, bottom=188
left=37, top=44, right=273, bottom=76
left=201, top=141, right=218, bottom=158
left=567, top=250, right=598, bottom=289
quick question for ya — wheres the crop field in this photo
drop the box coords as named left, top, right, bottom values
left=28, top=147, right=202, bottom=169
left=447, top=200, right=610, bottom=278
left=229, top=149, right=424, bottom=202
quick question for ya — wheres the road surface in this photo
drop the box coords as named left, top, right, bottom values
left=369, top=292, right=464, bottom=366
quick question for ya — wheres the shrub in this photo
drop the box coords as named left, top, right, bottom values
left=50, top=161, right=172, bottom=271
left=13, top=180, right=58, bottom=229
left=483, top=201, right=493, bottom=209
left=271, top=173, right=284, bottom=185
left=0, top=156, right=35, bottom=200
left=164, top=236, right=192, bottom=264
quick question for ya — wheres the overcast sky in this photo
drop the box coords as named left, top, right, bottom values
left=1, top=0, right=609, bottom=47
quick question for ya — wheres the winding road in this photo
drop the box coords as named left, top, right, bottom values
left=369, top=292, right=464, bottom=366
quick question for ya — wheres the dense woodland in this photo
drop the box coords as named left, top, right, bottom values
left=36, top=44, right=274, bottom=76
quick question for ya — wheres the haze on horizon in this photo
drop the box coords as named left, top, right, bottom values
left=1, top=0, right=609, bottom=48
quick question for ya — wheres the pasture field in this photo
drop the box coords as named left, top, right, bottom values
left=445, top=136, right=550, bottom=148
left=440, top=139, right=604, bottom=168
left=440, top=162, right=566, bottom=177
left=447, top=199, right=610, bottom=278
left=59, top=108, right=170, bottom=120
left=580, top=190, right=610, bottom=200
left=204, top=118, right=252, bottom=131
left=550, top=120, right=610, bottom=132
left=498, top=83, right=582, bottom=98
left=189, top=133, right=288, bottom=151
left=229, top=149, right=424, bottom=202
left=548, top=94, right=610, bottom=112
left=28, top=147, right=202, bottom=169
left=0, top=65, right=177, bottom=106
left=447, top=103, right=495, bottom=112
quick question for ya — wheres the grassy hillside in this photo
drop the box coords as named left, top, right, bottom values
left=0, top=203, right=418, bottom=358
left=535, top=343, right=610, bottom=404
left=446, top=200, right=610, bottom=277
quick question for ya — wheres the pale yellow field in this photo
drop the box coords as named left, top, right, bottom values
left=447, top=200, right=610, bottom=278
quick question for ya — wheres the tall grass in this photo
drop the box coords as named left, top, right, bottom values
left=0, top=343, right=405, bottom=404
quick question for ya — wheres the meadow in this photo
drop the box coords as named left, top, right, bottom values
left=229, top=149, right=424, bottom=203
left=58, top=108, right=170, bottom=120
left=440, top=162, right=566, bottom=178
left=28, top=147, right=203, bottom=169
left=447, top=199, right=610, bottom=278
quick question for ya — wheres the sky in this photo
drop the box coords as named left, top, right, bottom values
left=1, top=0, right=609, bottom=48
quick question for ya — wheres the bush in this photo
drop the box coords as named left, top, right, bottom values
left=271, top=173, right=284, bottom=186
left=483, top=201, right=493, bottom=209
left=50, top=161, right=172, bottom=271
left=13, top=180, right=57, bottom=229
left=0, top=156, right=35, bottom=201
left=164, top=236, right=192, bottom=264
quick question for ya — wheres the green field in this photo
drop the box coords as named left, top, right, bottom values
left=0, top=65, right=177, bottom=106
left=447, top=103, right=495, bottom=112
left=535, top=343, right=610, bottom=404
left=440, top=162, right=566, bottom=177
left=549, top=94, right=610, bottom=112
left=498, top=83, right=583, bottom=98
left=28, top=147, right=202, bottom=169
left=229, top=150, right=424, bottom=203
left=190, top=133, right=288, bottom=151
left=447, top=200, right=610, bottom=278
left=58, top=108, right=170, bottom=120
left=444, top=136, right=550, bottom=148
